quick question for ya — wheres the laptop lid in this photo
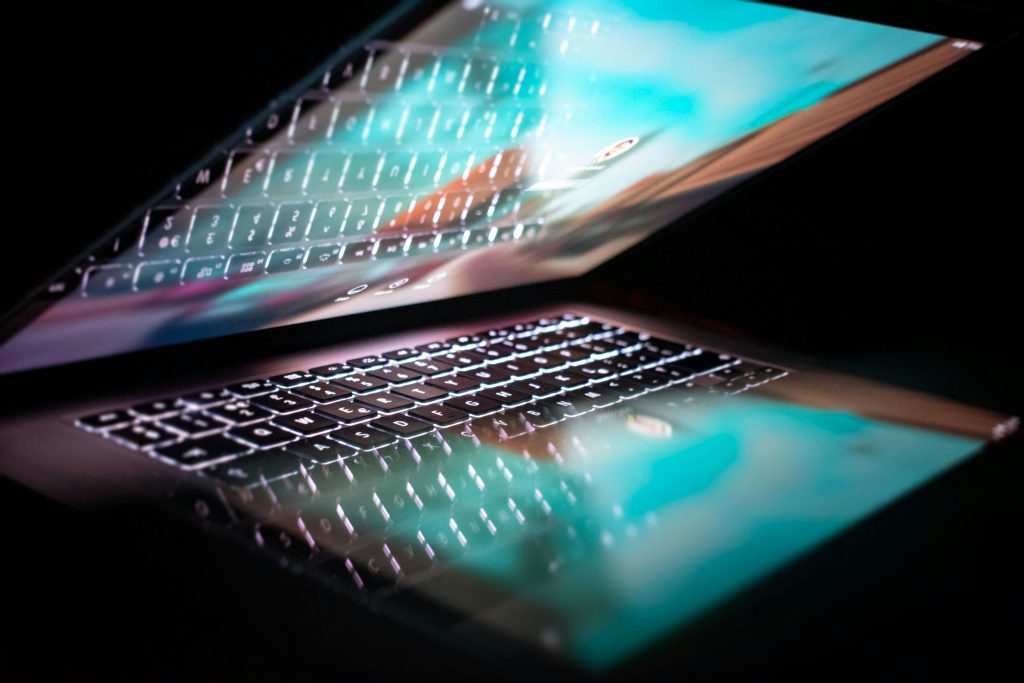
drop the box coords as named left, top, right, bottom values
left=0, top=0, right=994, bottom=374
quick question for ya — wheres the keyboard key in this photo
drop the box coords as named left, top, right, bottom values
left=270, top=203, right=314, bottom=244
left=250, top=392, right=314, bottom=414
left=391, top=383, right=448, bottom=403
left=225, top=251, right=267, bottom=278
left=711, top=365, right=747, bottom=380
left=496, top=338, right=542, bottom=355
left=408, top=404, right=469, bottom=427
left=551, top=346, right=591, bottom=363
left=245, top=107, right=289, bottom=144
left=77, top=409, right=133, bottom=431
left=304, top=243, right=342, bottom=268
left=154, top=434, right=248, bottom=469
left=425, top=374, right=480, bottom=394
left=367, top=366, right=422, bottom=384
left=474, top=346, right=512, bottom=364
left=206, top=401, right=273, bottom=425
left=272, top=411, right=338, bottom=436
left=139, top=207, right=188, bottom=257
left=457, top=350, right=492, bottom=366
left=290, top=381, right=352, bottom=403
left=269, top=371, right=316, bottom=388
left=508, top=377, right=561, bottom=398
left=546, top=369, right=589, bottom=389
left=267, top=151, right=311, bottom=194
left=599, top=355, right=643, bottom=375
left=159, top=413, right=224, bottom=437
left=353, top=392, right=415, bottom=413
left=478, top=386, right=532, bottom=406
left=577, top=362, right=615, bottom=382
left=643, top=337, right=692, bottom=360
left=443, top=395, right=500, bottom=416
left=266, top=247, right=306, bottom=274
left=181, top=388, right=232, bottom=407
left=306, top=150, right=348, bottom=194
left=619, top=349, right=667, bottom=368
left=375, top=237, right=407, bottom=258
left=226, top=379, right=276, bottom=397
left=342, top=153, right=381, bottom=192
left=414, top=341, right=451, bottom=355
left=381, top=348, right=419, bottom=361
left=187, top=206, right=234, bottom=253
left=610, top=332, right=644, bottom=350
left=181, top=256, right=226, bottom=283
left=363, top=49, right=403, bottom=93
left=176, top=155, right=228, bottom=200
left=83, top=265, right=133, bottom=296
left=288, top=436, right=356, bottom=463
left=316, top=401, right=377, bottom=424
left=130, top=398, right=179, bottom=419
left=308, top=200, right=348, bottom=240
left=341, top=240, right=375, bottom=262
left=330, top=425, right=396, bottom=450
left=652, top=364, right=693, bottom=383
left=108, top=423, right=179, bottom=449
left=133, top=261, right=182, bottom=291
left=347, top=355, right=388, bottom=370
left=378, top=150, right=413, bottom=191
left=229, top=423, right=296, bottom=449
left=231, top=205, right=274, bottom=249
left=463, top=366, right=513, bottom=385
left=371, top=415, right=433, bottom=438
left=308, top=363, right=353, bottom=379
left=400, top=359, right=454, bottom=376
left=628, top=371, right=669, bottom=389
left=488, top=360, right=536, bottom=379
left=575, top=339, right=618, bottom=356
left=434, top=351, right=481, bottom=368
left=334, top=374, right=389, bottom=394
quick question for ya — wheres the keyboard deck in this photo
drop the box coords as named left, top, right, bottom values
left=73, top=311, right=793, bottom=656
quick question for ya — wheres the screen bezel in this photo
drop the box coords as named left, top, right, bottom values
left=0, top=0, right=1014, bottom=382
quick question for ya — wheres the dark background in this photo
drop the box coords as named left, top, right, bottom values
left=3, top=1, right=1022, bottom=680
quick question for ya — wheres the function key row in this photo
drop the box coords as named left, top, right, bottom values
left=80, top=223, right=540, bottom=297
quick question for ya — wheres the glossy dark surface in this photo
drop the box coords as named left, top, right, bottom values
left=2, top=1, right=1022, bottom=679
left=0, top=0, right=974, bottom=374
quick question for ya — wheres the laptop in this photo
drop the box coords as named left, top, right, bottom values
left=0, top=0, right=1018, bottom=675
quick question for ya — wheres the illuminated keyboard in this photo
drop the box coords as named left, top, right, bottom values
left=77, top=313, right=787, bottom=474
left=76, top=313, right=788, bottom=597
left=46, top=5, right=615, bottom=299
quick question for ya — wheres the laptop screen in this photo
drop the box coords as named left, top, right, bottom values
left=0, top=0, right=977, bottom=373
